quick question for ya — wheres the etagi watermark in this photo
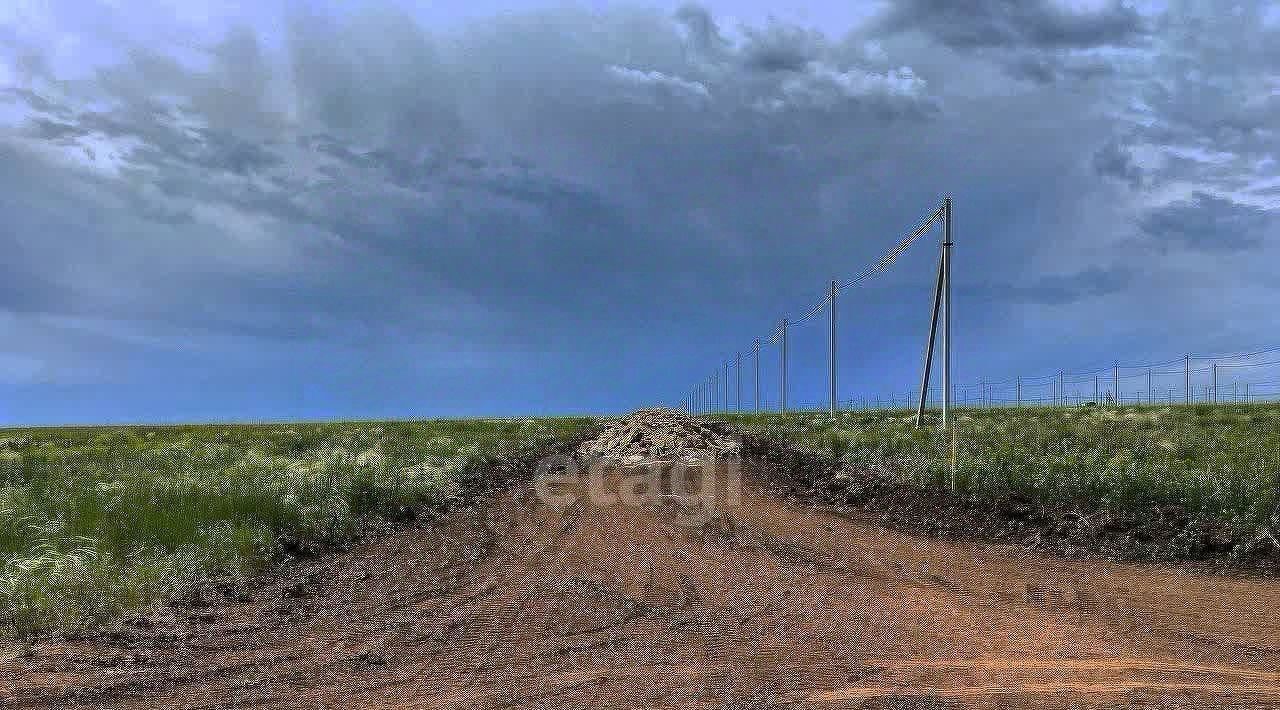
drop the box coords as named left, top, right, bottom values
left=527, top=453, right=743, bottom=526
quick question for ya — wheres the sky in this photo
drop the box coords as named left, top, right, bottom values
left=0, top=0, right=1278, bottom=424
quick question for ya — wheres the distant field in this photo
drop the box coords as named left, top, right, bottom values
left=9, top=404, right=1279, bottom=639
left=719, top=403, right=1280, bottom=536
left=0, top=417, right=594, bottom=638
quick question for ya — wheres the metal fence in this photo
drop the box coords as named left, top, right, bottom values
left=769, top=350, right=1280, bottom=412
left=674, top=197, right=1280, bottom=420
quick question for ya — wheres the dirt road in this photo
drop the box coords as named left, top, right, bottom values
left=6, top=467, right=1280, bottom=709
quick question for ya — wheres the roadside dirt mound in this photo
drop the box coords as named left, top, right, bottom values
left=740, top=431, right=1280, bottom=570
left=575, top=408, right=741, bottom=465
left=6, top=454, right=1280, bottom=709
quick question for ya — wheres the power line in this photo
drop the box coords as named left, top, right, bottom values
left=676, top=192, right=1280, bottom=415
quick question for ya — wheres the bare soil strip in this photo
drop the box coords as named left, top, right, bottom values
left=4, top=414, right=1280, bottom=709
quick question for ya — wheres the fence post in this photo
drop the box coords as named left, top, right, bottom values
left=1016, top=377, right=1021, bottom=407
left=1147, top=368, right=1152, bottom=406
left=829, top=280, right=838, bottom=415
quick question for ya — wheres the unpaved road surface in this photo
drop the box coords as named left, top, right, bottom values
left=5, top=467, right=1280, bottom=709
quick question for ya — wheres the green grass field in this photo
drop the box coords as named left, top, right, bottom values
left=718, top=403, right=1280, bottom=534
left=7, top=403, right=1279, bottom=638
left=0, top=417, right=593, bottom=638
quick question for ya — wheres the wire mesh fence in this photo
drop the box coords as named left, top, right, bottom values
left=748, top=349, right=1280, bottom=413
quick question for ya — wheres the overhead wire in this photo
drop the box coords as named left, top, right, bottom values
left=680, top=194, right=1280, bottom=409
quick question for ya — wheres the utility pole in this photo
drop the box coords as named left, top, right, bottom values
left=706, top=368, right=716, bottom=414
left=915, top=242, right=946, bottom=428
left=779, top=318, right=789, bottom=415
left=753, top=338, right=761, bottom=414
left=1212, top=363, right=1218, bottom=405
left=1184, top=354, right=1191, bottom=405
left=1113, top=362, right=1120, bottom=407
left=942, top=197, right=953, bottom=430
left=1016, top=377, right=1021, bottom=407
left=829, top=280, right=838, bottom=416
left=1094, top=374, right=1099, bottom=404
left=736, top=352, right=742, bottom=412
left=723, top=361, right=730, bottom=412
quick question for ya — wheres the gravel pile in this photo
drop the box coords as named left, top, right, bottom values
left=576, top=408, right=742, bottom=465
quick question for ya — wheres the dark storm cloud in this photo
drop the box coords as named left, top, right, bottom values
left=1139, top=192, right=1274, bottom=253
left=673, top=3, right=729, bottom=56
left=738, top=21, right=825, bottom=73
left=1092, top=138, right=1143, bottom=188
left=874, top=0, right=1147, bottom=50
left=867, top=0, right=1147, bottom=87
left=1, top=87, right=70, bottom=117
left=0, top=0, right=947, bottom=363
left=1002, top=51, right=1116, bottom=84
left=0, top=0, right=1277, bottom=413
left=992, top=267, right=1134, bottom=305
left=21, top=117, right=90, bottom=142
left=1107, top=1, right=1280, bottom=195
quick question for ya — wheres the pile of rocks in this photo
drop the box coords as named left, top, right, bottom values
left=575, top=408, right=742, bottom=465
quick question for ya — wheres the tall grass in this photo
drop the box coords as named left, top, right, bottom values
left=719, top=403, right=1280, bottom=531
left=0, top=417, right=592, bottom=638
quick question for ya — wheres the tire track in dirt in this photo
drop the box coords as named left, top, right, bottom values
left=6, top=460, right=1280, bottom=709
left=807, top=657, right=1280, bottom=704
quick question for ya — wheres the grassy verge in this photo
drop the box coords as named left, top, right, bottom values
left=717, top=403, right=1280, bottom=545
left=0, top=417, right=593, bottom=639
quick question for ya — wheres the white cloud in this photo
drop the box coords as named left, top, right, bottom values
left=606, top=64, right=711, bottom=101
left=771, top=63, right=931, bottom=113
